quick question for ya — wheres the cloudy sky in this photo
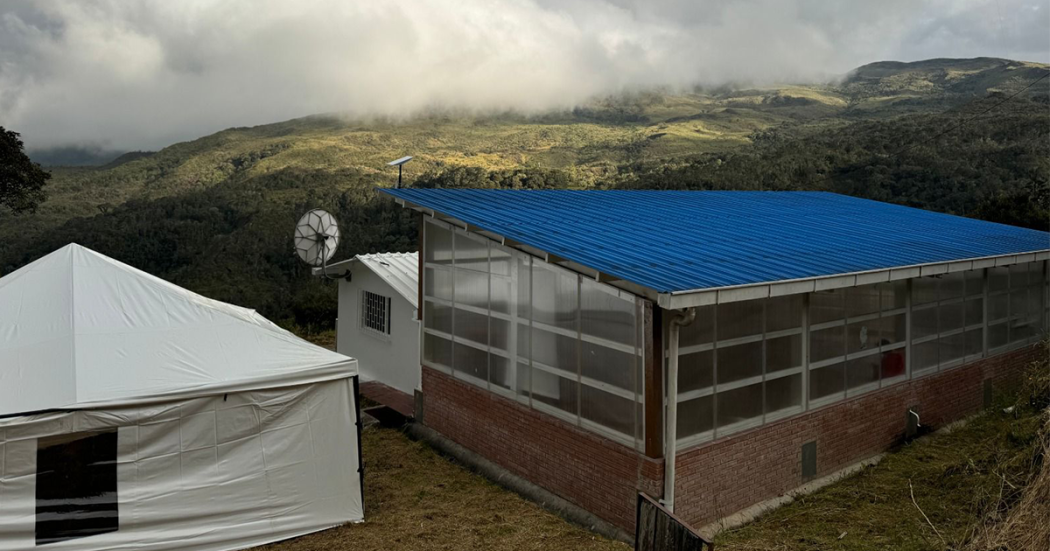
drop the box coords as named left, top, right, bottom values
left=1, top=0, right=1047, bottom=152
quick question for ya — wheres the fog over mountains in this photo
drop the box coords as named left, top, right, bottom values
left=2, top=0, right=1048, bottom=153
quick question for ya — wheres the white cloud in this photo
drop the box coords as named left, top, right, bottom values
left=1, top=0, right=1047, bottom=151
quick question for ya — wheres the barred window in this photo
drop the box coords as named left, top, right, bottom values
left=361, top=291, right=391, bottom=335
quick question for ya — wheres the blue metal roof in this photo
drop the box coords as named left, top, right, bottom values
left=380, top=189, right=1050, bottom=294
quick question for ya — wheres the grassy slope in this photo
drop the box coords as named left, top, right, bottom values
left=255, top=426, right=628, bottom=551
left=717, top=367, right=1048, bottom=551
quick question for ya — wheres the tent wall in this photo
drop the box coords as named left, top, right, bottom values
left=0, top=378, right=362, bottom=551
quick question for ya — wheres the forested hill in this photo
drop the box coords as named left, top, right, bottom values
left=2, top=57, right=1047, bottom=331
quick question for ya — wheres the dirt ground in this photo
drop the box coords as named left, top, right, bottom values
left=254, top=426, right=628, bottom=551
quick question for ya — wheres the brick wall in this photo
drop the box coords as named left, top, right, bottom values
left=420, top=344, right=1039, bottom=533
left=421, top=366, right=664, bottom=530
left=674, top=343, right=1042, bottom=528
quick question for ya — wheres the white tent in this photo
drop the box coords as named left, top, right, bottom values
left=0, top=244, right=363, bottom=550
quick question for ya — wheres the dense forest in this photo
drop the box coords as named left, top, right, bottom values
left=1, top=58, right=1047, bottom=332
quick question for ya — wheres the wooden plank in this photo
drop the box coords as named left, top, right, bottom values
left=635, top=493, right=712, bottom=551
left=643, top=302, right=663, bottom=459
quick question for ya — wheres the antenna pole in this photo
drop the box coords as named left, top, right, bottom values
left=397, top=164, right=402, bottom=188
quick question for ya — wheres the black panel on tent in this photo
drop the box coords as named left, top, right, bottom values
left=36, top=430, right=119, bottom=545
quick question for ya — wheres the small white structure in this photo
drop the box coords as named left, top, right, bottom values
left=0, top=244, right=363, bottom=551
left=323, top=253, right=420, bottom=402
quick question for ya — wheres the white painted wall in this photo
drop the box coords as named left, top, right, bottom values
left=336, top=265, right=420, bottom=396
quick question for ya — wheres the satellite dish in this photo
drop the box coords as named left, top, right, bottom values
left=294, top=209, right=340, bottom=267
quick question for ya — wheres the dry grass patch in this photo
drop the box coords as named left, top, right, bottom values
left=254, top=427, right=628, bottom=551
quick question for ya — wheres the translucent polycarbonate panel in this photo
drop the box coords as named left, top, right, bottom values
left=677, top=395, right=714, bottom=440
left=965, top=269, right=984, bottom=297
left=939, top=332, right=966, bottom=366
left=879, top=313, right=906, bottom=347
left=765, top=373, right=802, bottom=415
left=912, top=306, right=938, bottom=340
left=965, top=298, right=984, bottom=327
left=424, top=221, right=453, bottom=265
left=880, top=280, right=908, bottom=311
left=489, top=317, right=511, bottom=352
left=940, top=271, right=966, bottom=301
left=454, top=269, right=489, bottom=310
left=913, top=340, right=938, bottom=373
left=989, top=267, right=1009, bottom=293
left=516, top=362, right=531, bottom=399
left=423, top=300, right=453, bottom=334
left=489, top=245, right=512, bottom=277
left=517, top=256, right=531, bottom=320
left=423, top=333, right=453, bottom=368
left=516, top=323, right=530, bottom=362
left=489, top=354, right=513, bottom=391
left=847, top=319, right=879, bottom=355
left=810, top=363, right=844, bottom=401
left=454, top=232, right=489, bottom=272
left=765, top=334, right=802, bottom=374
left=811, top=288, right=845, bottom=325
left=1010, top=288, right=1029, bottom=319
left=964, top=327, right=983, bottom=356
left=939, top=301, right=965, bottom=333
left=678, top=350, right=713, bottom=393
left=581, top=280, right=635, bottom=345
left=879, top=348, right=906, bottom=379
left=766, top=294, right=803, bottom=332
left=530, top=369, right=578, bottom=417
left=716, top=340, right=763, bottom=385
left=989, top=292, right=1009, bottom=321
left=581, top=385, right=634, bottom=440
left=453, top=307, right=488, bottom=346
left=531, top=327, right=577, bottom=372
left=532, top=263, right=578, bottom=331
left=424, top=267, right=453, bottom=301
left=913, top=277, right=939, bottom=306
left=1009, top=263, right=1030, bottom=288
left=989, top=322, right=1009, bottom=349
left=846, top=284, right=881, bottom=318
left=581, top=342, right=634, bottom=391
left=717, top=300, right=763, bottom=341
left=810, top=325, right=846, bottom=363
left=1010, top=318, right=1034, bottom=344
left=715, top=382, right=762, bottom=430
left=490, top=275, right=512, bottom=315
left=454, top=342, right=488, bottom=382
left=680, top=305, right=714, bottom=347
left=846, top=355, right=880, bottom=391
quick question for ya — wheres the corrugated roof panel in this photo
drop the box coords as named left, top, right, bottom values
left=357, top=252, right=419, bottom=308
left=379, top=189, right=1049, bottom=294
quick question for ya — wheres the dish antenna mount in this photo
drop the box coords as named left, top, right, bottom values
left=294, top=209, right=342, bottom=279
left=388, top=156, right=413, bottom=188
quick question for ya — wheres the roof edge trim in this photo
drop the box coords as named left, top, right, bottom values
left=658, top=249, right=1050, bottom=309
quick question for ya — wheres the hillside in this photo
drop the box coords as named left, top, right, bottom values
left=1, top=57, right=1047, bottom=330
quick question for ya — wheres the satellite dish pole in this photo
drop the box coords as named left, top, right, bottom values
left=388, top=156, right=413, bottom=188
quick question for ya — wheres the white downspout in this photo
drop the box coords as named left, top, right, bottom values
left=663, top=307, right=696, bottom=513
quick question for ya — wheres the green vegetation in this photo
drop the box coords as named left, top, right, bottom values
left=0, top=126, right=51, bottom=213
left=0, top=58, right=1046, bottom=330
left=717, top=350, right=1050, bottom=551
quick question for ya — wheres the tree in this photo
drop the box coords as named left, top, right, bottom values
left=0, top=127, right=50, bottom=213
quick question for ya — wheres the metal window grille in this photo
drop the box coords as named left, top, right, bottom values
left=362, top=291, right=391, bottom=334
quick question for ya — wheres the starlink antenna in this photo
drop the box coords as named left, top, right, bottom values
left=388, top=156, right=413, bottom=188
